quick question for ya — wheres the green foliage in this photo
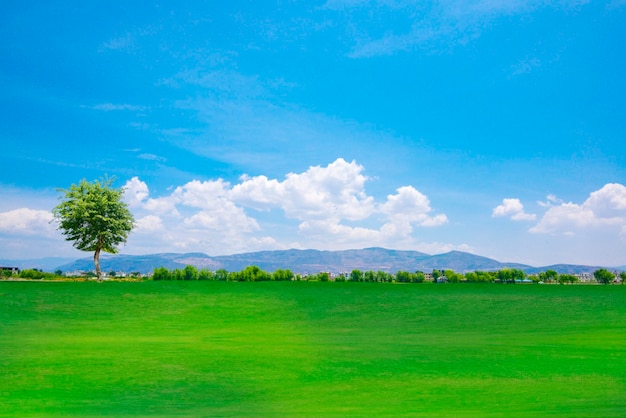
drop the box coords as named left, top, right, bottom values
left=152, top=267, right=171, bottom=281
left=376, top=271, right=393, bottom=282
left=228, top=266, right=271, bottom=282
left=198, top=269, right=214, bottom=281
left=621, top=272, right=626, bottom=285
left=272, top=269, right=294, bottom=282
left=465, top=271, right=495, bottom=283
left=53, top=178, right=134, bottom=280
left=558, top=274, right=578, bottom=285
left=413, top=271, right=425, bottom=283
left=445, top=269, right=464, bottom=283
left=18, top=269, right=55, bottom=280
left=182, top=265, right=199, bottom=281
left=496, top=268, right=525, bottom=283
left=594, top=268, right=615, bottom=285
left=350, top=269, right=364, bottom=282
left=147, top=265, right=610, bottom=288
left=539, top=269, right=558, bottom=283
left=395, top=270, right=412, bottom=283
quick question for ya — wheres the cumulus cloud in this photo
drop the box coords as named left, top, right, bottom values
left=135, top=215, right=164, bottom=233
left=492, top=198, right=536, bottom=221
left=0, top=208, right=55, bottom=236
left=231, top=158, right=374, bottom=221
left=121, top=158, right=449, bottom=255
left=123, top=177, right=150, bottom=208
left=530, top=183, right=626, bottom=235
left=381, top=186, right=448, bottom=227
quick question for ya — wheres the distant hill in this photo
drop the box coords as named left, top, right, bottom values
left=419, top=251, right=531, bottom=272
left=523, top=264, right=608, bottom=275
left=34, top=247, right=620, bottom=275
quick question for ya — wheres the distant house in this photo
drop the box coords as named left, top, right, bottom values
left=435, top=275, right=448, bottom=283
left=1, top=266, right=19, bottom=275
left=575, top=273, right=594, bottom=283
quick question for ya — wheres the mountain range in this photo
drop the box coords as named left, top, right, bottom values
left=3, top=248, right=623, bottom=275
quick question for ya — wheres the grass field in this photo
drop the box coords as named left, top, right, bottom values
left=1, top=281, right=625, bottom=416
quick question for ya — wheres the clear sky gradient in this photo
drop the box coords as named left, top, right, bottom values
left=1, top=1, right=625, bottom=266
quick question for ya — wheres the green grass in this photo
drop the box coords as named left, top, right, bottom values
left=1, top=281, right=625, bottom=416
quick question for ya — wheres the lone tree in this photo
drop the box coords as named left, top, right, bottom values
left=593, top=268, right=615, bottom=285
left=53, top=178, right=134, bottom=281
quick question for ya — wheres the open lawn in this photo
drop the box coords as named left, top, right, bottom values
left=1, top=281, right=625, bottom=416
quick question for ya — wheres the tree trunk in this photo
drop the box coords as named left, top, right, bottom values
left=94, top=245, right=102, bottom=282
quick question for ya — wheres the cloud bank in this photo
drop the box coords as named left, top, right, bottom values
left=123, top=158, right=449, bottom=255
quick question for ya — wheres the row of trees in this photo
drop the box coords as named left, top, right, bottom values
left=152, top=265, right=297, bottom=282
left=3, top=265, right=622, bottom=285
left=149, top=266, right=625, bottom=284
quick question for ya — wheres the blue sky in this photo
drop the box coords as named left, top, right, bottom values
left=1, top=1, right=626, bottom=266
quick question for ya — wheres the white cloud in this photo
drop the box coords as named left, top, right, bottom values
left=123, top=158, right=449, bottom=255
left=381, top=186, right=448, bottom=227
left=123, top=177, right=150, bottom=208
left=135, top=215, right=164, bottom=233
left=173, top=179, right=231, bottom=210
left=530, top=183, right=626, bottom=235
left=184, top=206, right=259, bottom=233
left=143, top=196, right=181, bottom=217
left=231, top=158, right=375, bottom=221
left=0, top=208, right=55, bottom=236
left=537, top=194, right=562, bottom=208
left=492, top=198, right=536, bottom=221
left=413, top=241, right=475, bottom=255
left=584, top=183, right=626, bottom=218
left=298, top=219, right=383, bottom=243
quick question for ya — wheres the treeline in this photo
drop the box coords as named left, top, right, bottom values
left=151, top=265, right=625, bottom=284
left=3, top=265, right=621, bottom=284
left=151, top=265, right=426, bottom=282
left=7, top=269, right=58, bottom=280
left=152, top=265, right=296, bottom=282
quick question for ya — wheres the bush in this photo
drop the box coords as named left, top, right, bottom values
left=152, top=267, right=172, bottom=281
left=198, top=269, right=215, bottom=281
left=18, top=269, right=55, bottom=280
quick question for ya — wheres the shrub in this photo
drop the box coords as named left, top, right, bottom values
left=18, top=269, right=55, bottom=280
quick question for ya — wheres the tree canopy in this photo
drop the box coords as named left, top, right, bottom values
left=53, top=178, right=134, bottom=281
left=594, top=268, right=615, bottom=285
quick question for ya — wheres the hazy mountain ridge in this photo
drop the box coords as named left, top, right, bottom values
left=5, top=247, right=622, bottom=275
